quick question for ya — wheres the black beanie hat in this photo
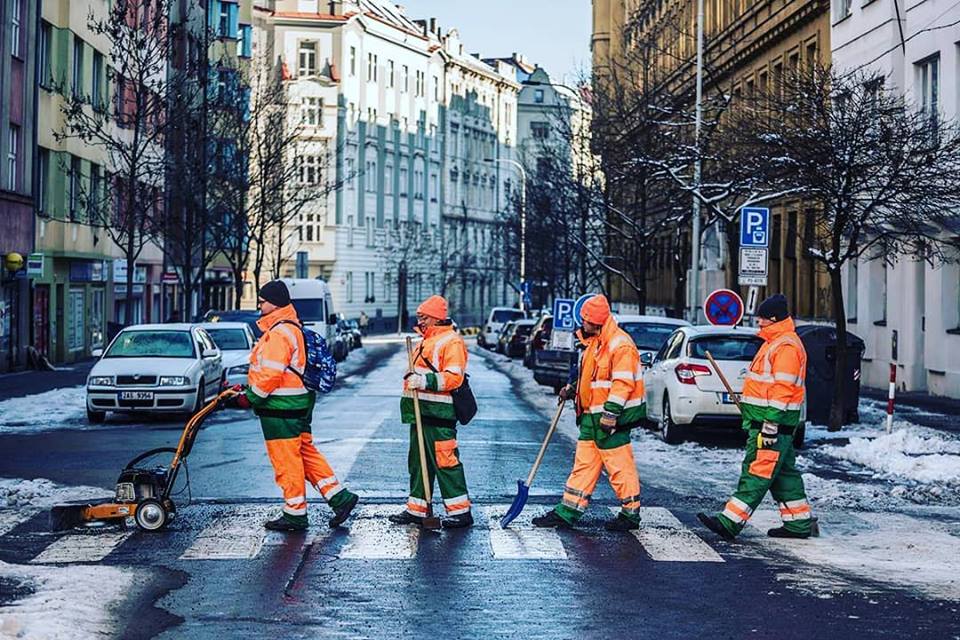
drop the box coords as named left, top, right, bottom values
left=757, top=293, right=789, bottom=322
left=259, top=280, right=291, bottom=307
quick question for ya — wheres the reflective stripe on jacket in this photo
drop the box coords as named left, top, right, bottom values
left=740, top=317, right=806, bottom=428
left=401, top=322, right=467, bottom=424
left=245, top=305, right=311, bottom=418
left=575, top=315, right=646, bottom=429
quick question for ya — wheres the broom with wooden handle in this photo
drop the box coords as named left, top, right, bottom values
left=406, top=336, right=442, bottom=530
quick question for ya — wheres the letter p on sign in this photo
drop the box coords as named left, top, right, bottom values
left=740, top=207, right=770, bottom=248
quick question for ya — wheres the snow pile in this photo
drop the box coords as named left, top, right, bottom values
left=0, top=477, right=110, bottom=510
left=0, top=386, right=87, bottom=433
left=820, top=425, right=960, bottom=485
left=0, top=561, right=135, bottom=640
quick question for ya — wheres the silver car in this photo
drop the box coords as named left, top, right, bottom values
left=85, top=324, right=223, bottom=423
left=195, top=322, right=255, bottom=387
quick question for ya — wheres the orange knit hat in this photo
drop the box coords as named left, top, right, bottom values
left=416, top=295, right=448, bottom=320
left=580, top=294, right=611, bottom=325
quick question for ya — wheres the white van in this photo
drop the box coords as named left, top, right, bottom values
left=479, top=307, right=527, bottom=349
left=280, top=278, right=336, bottom=345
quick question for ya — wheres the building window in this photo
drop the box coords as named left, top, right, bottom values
left=218, top=1, right=238, bottom=38
left=430, top=173, right=437, bottom=202
left=388, top=60, right=395, bottom=88
left=847, top=260, right=858, bottom=323
left=69, top=156, right=81, bottom=221
left=10, top=0, right=22, bottom=58
left=835, top=0, right=851, bottom=19
left=365, top=216, right=374, bottom=247
left=399, top=167, right=408, bottom=196
left=298, top=41, right=317, bottom=77
left=6, top=125, right=18, bottom=191
left=38, top=147, right=48, bottom=214
left=917, top=55, right=940, bottom=140
left=302, top=96, right=322, bottom=126
left=349, top=46, right=356, bottom=76
left=92, top=52, right=104, bottom=109
left=298, top=154, right=321, bottom=186
left=39, top=20, right=51, bottom=87
left=347, top=215, right=354, bottom=246
left=346, top=272, right=354, bottom=303
left=385, top=163, right=393, bottom=195
left=402, top=65, right=409, bottom=92
left=365, top=271, right=375, bottom=302
left=346, top=158, right=355, bottom=190
left=534, top=89, right=544, bottom=104
left=433, top=76, right=439, bottom=101
left=531, top=121, right=550, bottom=140
left=416, top=71, right=424, bottom=96
left=384, top=272, right=392, bottom=302
left=89, top=163, right=101, bottom=221
left=367, top=53, right=378, bottom=82
left=365, top=159, right=378, bottom=192
left=72, top=37, right=84, bottom=98
left=240, top=25, right=252, bottom=58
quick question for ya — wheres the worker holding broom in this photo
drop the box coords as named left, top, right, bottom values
left=237, top=280, right=359, bottom=532
left=697, top=293, right=815, bottom=541
left=533, top=294, right=645, bottom=531
left=389, top=295, right=473, bottom=528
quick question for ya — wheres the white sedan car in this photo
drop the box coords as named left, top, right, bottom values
left=195, top=322, right=256, bottom=387
left=642, top=325, right=763, bottom=444
left=86, top=324, right=224, bottom=423
left=617, top=314, right=691, bottom=363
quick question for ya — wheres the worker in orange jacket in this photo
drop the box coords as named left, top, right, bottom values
left=534, top=294, right=645, bottom=531
left=238, top=280, right=359, bottom=531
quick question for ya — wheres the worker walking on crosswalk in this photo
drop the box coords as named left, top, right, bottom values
left=389, top=295, right=474, bottom=528
left=533, top=294, right=645, bottom=531
left=698, top=294, right=815, bottom=540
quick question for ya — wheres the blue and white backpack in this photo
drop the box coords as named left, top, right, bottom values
left=277, top=321, right=337, bottom=393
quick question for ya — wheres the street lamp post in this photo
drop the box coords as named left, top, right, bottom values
left=485, top=157, right=527, bottom=312
left=690, top=0, right=705, bottom=323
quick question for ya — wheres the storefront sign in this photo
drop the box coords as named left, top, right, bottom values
left=26, top=253, right=44, bottom=277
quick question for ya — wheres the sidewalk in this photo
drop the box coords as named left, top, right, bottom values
left=0, top=361, right=95, bottom=403
left=861, top=385, right=960, bottom=434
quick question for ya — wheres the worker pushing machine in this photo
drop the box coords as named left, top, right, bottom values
left=698, top=293, right=816, bottom=540
left=533, top=294, right=645, bottom=531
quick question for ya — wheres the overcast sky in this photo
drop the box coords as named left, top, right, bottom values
left=396, top=0, right=592, bottom=82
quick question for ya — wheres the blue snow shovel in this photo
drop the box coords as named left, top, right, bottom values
left=500, top=400, right=566, bottom=528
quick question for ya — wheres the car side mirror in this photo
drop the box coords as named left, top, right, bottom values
left=91, top=348, right=104, bottom=358
left=640, top=352, right=653, bottom=367
left=202, top=348, right=219, bottom=359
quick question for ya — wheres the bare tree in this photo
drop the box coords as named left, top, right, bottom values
left=57, top=0, right=173, bottom=323
left=378, top=220, right=434, bottom=333
left=740, top=66, right=960, bottom=429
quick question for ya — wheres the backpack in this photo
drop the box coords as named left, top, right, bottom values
left=276, top=320, right=337, bottom=394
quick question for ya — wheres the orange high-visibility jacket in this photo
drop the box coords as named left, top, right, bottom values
left=575, top=315, right=646, bottom=429
left=401, top=322, right=467, bottom=424
left=740, top=317, right=806, bottom=428
left=247, top=304, right=308, bottom=402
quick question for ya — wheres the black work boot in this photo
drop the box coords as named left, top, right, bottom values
left=264, top=514, right=308, bottom=532
left=767, top=526, right=810, bottom=539
left=604, top=514, right=640, bottom=532
left=697, top=512, right=735, bottom=541
left=531, top=510, right=571, bottom=529
left=328, top=493, right=359, bottom=528
left=388, top=510, right=423, bottom=525
left=442, top=511, right=474, bottom=529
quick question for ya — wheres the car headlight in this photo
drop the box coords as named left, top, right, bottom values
left=88, top=376, right=114, bottom=386
left=227, top=364, right=249, bottom=376
left=159, top=376, right=189, bottom=386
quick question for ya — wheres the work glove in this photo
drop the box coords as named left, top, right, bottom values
left=229, top=385, right=251, bottom=409
left=599, top=411, right=619, bottom=435
left=557, top=384, right=575, bottom=404
left=404, top=372, right=427, bottom=391
left=757, top=421, right=778, bottom=448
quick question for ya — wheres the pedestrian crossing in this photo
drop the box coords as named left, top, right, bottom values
left=5, top=504, right=735, bottom=566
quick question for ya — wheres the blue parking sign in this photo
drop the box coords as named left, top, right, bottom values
left=552, top=298, right=576, bottom=331
left=572, top=293, right=596, bottom=328
left=740, top=207, right=770, bottom=248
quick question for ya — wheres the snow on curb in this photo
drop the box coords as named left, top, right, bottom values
left=0, top=386, right=88, bottom=433
left=820, top=426, right=960, bottom=485
left=0, top=560, right=135, bottom=640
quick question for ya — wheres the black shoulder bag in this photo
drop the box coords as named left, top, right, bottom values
left=418, top=346, right=478, bottom=425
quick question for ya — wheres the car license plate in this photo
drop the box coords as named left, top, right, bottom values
left=721, top=392, right=740, bottom=405
left=120, top=391, right=154, bottom=401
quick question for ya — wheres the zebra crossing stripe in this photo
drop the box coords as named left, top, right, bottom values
left=180, top=506, right=273, bottom=560
left=338, top=505, right=420, bottom=559
left=31, top=530, right=134, bottom=564
left=483, top=507, right=567, bottom=560
left=613, top=507, right=725, bottom=563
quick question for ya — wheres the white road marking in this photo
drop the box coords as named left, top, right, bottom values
left=180, top=506, right=273, bottom=560
left=338, top=505, right=420, bottom=559
left=483, top=507, right=567, bottom=560
left=32, top=530, right=134, bottom=564
left=614, top=507, right=725, bottom=563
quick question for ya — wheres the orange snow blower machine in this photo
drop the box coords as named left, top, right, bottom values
left=50, top=388, right=239, bottom=532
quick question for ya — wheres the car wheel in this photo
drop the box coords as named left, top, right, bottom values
left=793, top=422, right=806, bottom=449
left=87, top=408, right=106, bottom=424
left=659, top=396, right=685, bottom=445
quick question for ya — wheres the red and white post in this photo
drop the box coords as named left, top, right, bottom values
left=886, top=363, right=896, bottom=434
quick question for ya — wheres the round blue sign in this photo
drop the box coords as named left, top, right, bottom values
left=703, top=289, right=744, bottom=326
left=573, top=293, right=597, bottom=328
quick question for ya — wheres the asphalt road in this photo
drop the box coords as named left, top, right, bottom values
left=0, top=340, right=958, bottom=639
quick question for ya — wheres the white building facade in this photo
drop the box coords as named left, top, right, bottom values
left=832, top=0, right=960, bottom=396
left=252, top=1, right=519, bottom=330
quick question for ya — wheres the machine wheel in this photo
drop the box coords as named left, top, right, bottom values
left=134, top=498, right=169, bottom=531
left=793, top=423, right=806, bottom=449
left=87, top=408, right=106, bottom=424
left=659, top=396, right=685, bottom=445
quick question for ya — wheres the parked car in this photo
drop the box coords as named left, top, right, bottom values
left=503, top=319, right=536, bottom=358
left=617, top=315, right=692, bottom=363
left=641, top=325, right=804, bottom=445
left=479, top=307, right=526, bottom=349
left=524, top=315, right=553, bottom=368
left=495, top=321, right=518, bottom=354
left=85, top=324, right=223, bottom=423
left=203, top=309, right=263, bottom=339
left=336, top=317, right=363, bottom=350
left=196, top=322, right=255, bottom=387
